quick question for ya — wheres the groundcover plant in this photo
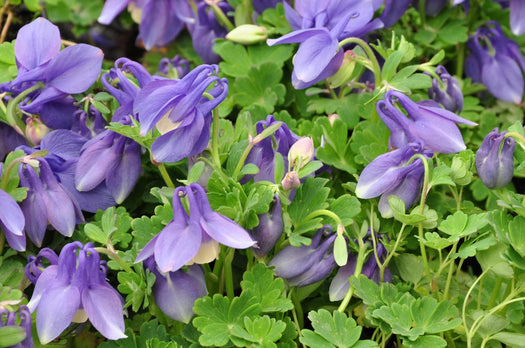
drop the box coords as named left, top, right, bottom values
left=0, top=0, right=524, bottom=347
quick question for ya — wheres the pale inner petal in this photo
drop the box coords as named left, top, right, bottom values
left=186, top=240, right=220, bottom=265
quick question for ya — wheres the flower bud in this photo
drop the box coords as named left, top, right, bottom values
left=25, top=117, right=50, bottom=145
left=226, top=24, right=267, bottom=45
left=281, top=171, right=300, bottom=190
left=327, top=50, right=358, bottom=88
left=288, top=137, right=314, bottom=170
left=475, top=128, right=516, bottom=189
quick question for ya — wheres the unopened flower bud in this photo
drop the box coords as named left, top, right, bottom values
left=476, top=128, right=515, bottom=189
left=327, top=50, right=358, bottom=88
left=428, top=65, right=464, bottom=113
left=288, top=137, right=314, bottom=169
left=25, top=117, right=50, bottom=145
left=281, top=171, right=300, bottom=190
left=327, top=114, right=340, bottom=126
left=226, top=24, right=267, bottom=45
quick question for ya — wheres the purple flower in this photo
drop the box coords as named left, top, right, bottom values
left=356, top=142, right=432, bottom=218
left=75, top=117, right=142, bottom=204
left=188, top=1, right=234, bottom=63
left=136, top=183, right=255, bottom=273
left=269, top=226, right=336, bottom=287
left=135, top=65, right=228, bottom=163
left=18, top=158, right=83, bottom=247
left=476, top=128, right=516, bottom=189
left=466, top=21, right=525, bottom=104
left=5, top=18, right=103, bottom=129
left=0, top=187, right=26, bottom=252
left=27, top=242, right=126, bottom=344
left=0, top=122, right=28, bottom=160
left=250, top=195, right=283, bottom=257
left=379, top=0, right=412, bottom=27
left=428, top=65, right=464, bottom=113
left=157, top=55, right=190, bottom=79
left=377, top=90, right=476, bottom=153
left=71, top=105, right=108, bottom=139
left=98, top=0, right=191, bottom=50
left=0, top=305, right=33, bottom=348
left=144, top=258, right=207, bottom=323
left=509, top=0, right=525, bottom=35
left=267, top=0, right=380, bottom=89
left=253, top=0, right=281, bottom=14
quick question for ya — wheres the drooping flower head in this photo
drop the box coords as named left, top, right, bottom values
left=25, top=247, right=59, bottom=284
left=135, top=64, right=228, bottom=163
left=475, top=128, right=516, bottom=189
left=269, top=226, right=337, bottom=287
left=27, top=242, right=126, bottom=344
left=3, top=18, right=103, bottom=130
left=144, top=258, right=207, bottom=323
left=356, top=141, right=432, bottom=218
left=466, top=21, right=525, bottom=104
left=136, top=183, right=255, bottom=273
left=377, top=90, right=476, bottom=153
left=267, top=0, right=382, bottom=89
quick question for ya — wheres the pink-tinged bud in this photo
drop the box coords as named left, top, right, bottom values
left=25, top=117, right=50, bottom=146
left=327, top=50, right=358, bottom=88
left=288, top=137, right=314, bottom=169
left=226, top=24, right=267, bottom=45
left=281, top=171, right=300, bottom=190
left=328, top=114, right=340, bottom=126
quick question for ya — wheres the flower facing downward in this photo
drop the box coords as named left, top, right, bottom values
left=0, top=305, right=33, bottom=348
left=428, top=65, right=464, bottom=113
left=476, top=128, right=516, bottom=189
left=356, top=141, right=432, bottom=218
left=27, top=242, right=126, bottom=344
left=136, top=183, right=255, bottom=273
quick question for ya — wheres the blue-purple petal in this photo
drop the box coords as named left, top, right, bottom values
left=81, top=285, right=126, bottom=340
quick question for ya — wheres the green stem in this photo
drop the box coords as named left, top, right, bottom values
left=224, top=248, right=235, bottom=299
left=303, top=209, right=343, bottom=229
left=210, top=107, right=221, bottom=169
left=487, top=276, right=503, bottom=308
left=209, top=2, right=235, bottom=31
left=6, top=83, right=43, bottom=134
left=505, top=132, right=525, bottom=151
left=380, top=224, right=406, bottom=282
left=337, top=37, right=382, bottom=88
left=94, top=247, right=134, bottom=273
left=442, top=243, right=457, bottom=301
left=462, top=267, right=491, bottom=344
left=156, top=162, right=175, bottom=188
left=290, top=288, right=304, bottom=334
left=337, top=237, right=367, bottom=312
left=411, top=153, right=431, bottom=280
left=418, top=0, right=426, bottom=27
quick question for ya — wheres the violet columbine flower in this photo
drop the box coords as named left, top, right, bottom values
left=466, top=21, right=525, bottom=104
left=379, top=0, right=412, bottom=28
left=98, top=0, right=191, bottom=50
left=136, top=183, right=255, bottom=273
left=27, top=242, right=126, bottom=344
left=135, top=64, right=228, bottom=163
left=75, top=117, right=142, bottom=204
left=250, top=195, right=283, bottom=257
left=0, top=186, right=26, bottom=252
left=0, top=305, right=33, bottom=348
left=242, top=115, right=300, bottom=183
left=0, top=122, right=28, bottom=160
left=329, top=237, right=391, bottom=301
left=19, top=130, right=116, bottom=214
left=475, top=128, right=516, bottom=189
left=188, top=1, right=234, bottom=63
left=428, top=65, right=464, bottom=113
left=18, top=158, right=83, bottom=247
left=356, top=141, right=432, bottom=218
left=252, top=0, right=281, bottom=14
left=71, top=105, right=108, bottom=139
left=269, top=226, right=337, bottom=287
left=267, top=0, right=382, bottom=89
left=493, top=0, right=525, bottom=36
left=377, top=90, right=476, bottom=153
left=144, top=258, right=207, bottom=323
left=5, top=18, right=103, bottom=129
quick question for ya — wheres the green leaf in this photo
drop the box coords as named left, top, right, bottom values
left=300, top=309, right=378, bottom=348
left=381, top=50, right=406, bottom=82
left=491, top=332, right=525, bottom=347
left=230, top=316, right=287, bottom=347
left=508, top=216, right=525, bottom=256
left=84, top=223, right=108, bottom=244
left=418, top=232, right=453, bottom=250
left=389, top=196, right=426, bottom=225
left=428, top=165, right=455, bottom=188
left=193, top=292, right=262, bottom=347
left=315, top=117, right=357, bottom=174
left=402, top=335, right=447, bottom=348
left=409, top=297, right=461, bottom=334
left=395, top=254, right=424, bottom=284
left=327, top=194, right=361, bottom=226
left=240, top=264, right=293, bottom=313
left=438, top=211, right=488, bottom=242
